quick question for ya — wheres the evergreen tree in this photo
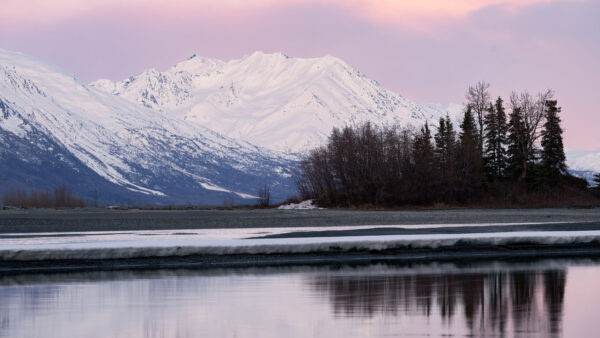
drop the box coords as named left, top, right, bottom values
left=444, top=117, right=457, bottom=152
left=593, top=173, right=600, bottom=190
left=541, top=100, right=566, bottom=184
left=495, top=97, right=508, bottom=175
left=456, top=106, right=483, bottom=201
left=434, top=115, right=458, bottom=202
left=460, top=106, right=479, bottom=145
left=443, top=117, right=458, bottom=200
left=434, top=117, right=450, bottom=175
left=483, top=97, right=508, bottom=179
left=435, top=116, right=457, bottom=201
left=483, top=103, right=498, bottom=178
left=413, top=122, right=438, bottom=203
left=434, top=116, right=447, bottom=161
left=507, top=106, right=526, bottom=180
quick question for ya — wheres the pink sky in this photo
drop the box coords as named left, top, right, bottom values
left=1, top=0, right=598, bottom=149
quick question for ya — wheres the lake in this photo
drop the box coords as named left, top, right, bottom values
left=2, top=259, right=600, bottom=337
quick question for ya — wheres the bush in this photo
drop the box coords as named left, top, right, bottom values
left=2, top=185, right=85, bottom=208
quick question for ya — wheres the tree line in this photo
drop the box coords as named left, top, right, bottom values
left=2, top=184, right=85, bottom=208
left=296, top=82, right=591, bottom=207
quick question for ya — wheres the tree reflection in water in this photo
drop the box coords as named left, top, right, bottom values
left=309, top=266, right=566, bottom=336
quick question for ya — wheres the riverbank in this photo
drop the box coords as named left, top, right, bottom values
left=2, top=208, right=600, bottom=273
left=3, top=237, right=600, bottom=273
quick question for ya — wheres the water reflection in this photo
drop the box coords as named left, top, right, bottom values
left=0, top=260, right=598, bottom=337
left=309, top=265, right=568, bottom=336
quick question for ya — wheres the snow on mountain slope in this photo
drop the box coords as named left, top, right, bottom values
left=0, top=49, right=295, bottom=204
left=92, top=51, right=463, bottom=153
left=4, top=49, right=594, bottom=204
left=93, top=52, right=598, bottom=176
left=566, top=149, right=600, bottom=172
left=566, top=149, right=600, bottom=185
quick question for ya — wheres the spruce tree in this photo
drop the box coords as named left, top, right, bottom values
left=541, top=100, right=566, bottom=184
left=444, top=117, right=458, bottom=201
left=435, top=116, right=447, bottom=161
left=457, top=106, right=483, bottom=201
left=593, top=173, right=600, bottom=190
left=413, top=122, right=437, bottom=204
left=460, top=106, right=479, bottom=146
left=484, top=97, right=508, bottom=180
left=444, top=117, right=457, bottom=151
left=507, top=106, right=526, bottom=180
left=435, top=115, right=457, bottom=202
left=494, top=97, right=508, bottom=175
left=483, top=103, right=498, bottom=178
left=434, top=117, right=449, bottom=176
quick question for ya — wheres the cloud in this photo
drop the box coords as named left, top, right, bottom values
left=0, top=0, right=576, bottom=31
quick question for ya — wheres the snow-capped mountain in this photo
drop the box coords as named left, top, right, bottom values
left=566, top=149, right=600, bottom=186
left=2, top=49, right=596, bottom=205
left=0, top=49, right=295, bottom=205
left=92, top=52, right=599, bottom=178
left=92, top=51, right=463, bottom=153
left=566, top=149, right=600, bottom=172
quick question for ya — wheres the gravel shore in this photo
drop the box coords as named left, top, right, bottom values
left=1, top=207, right=600, bottom=233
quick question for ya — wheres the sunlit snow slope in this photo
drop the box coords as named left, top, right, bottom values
left=92, top=52, right=463, bottom=153
left=0, top=49, right=295, bottom=205
left=567, top=149, right=600, bottom=172
left=93, top=51, right=600, bottom=182
left=566, top=149, right=600, bottom=185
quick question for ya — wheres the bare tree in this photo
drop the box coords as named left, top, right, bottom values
left=509, top=89, right=554, bottom=180
left=257, top=185, right=270, bottom=207
left=93, top=189, right=98, bottom=207
left=221, top=197, right=234, bottom=210
left=465, top=81, right=491, bottom=152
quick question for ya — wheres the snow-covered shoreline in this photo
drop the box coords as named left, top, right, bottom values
left=3, top=230, right=600, bottom=262
left=277, top=200, right=323, bottom=209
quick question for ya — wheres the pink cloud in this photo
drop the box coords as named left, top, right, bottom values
left=0, top=0, right=572, bottom=31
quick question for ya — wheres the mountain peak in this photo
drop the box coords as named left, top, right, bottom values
left=237, top=51, right=292, bottom=68
left=246, top=51, right=289, bottom=59
left=171, top=54, right=224, bottom=75
left=0, top=48, right=296, bottom=204
left=144, top=68, right=160, bottom=76
left=90, top=51, right=464, bottom=152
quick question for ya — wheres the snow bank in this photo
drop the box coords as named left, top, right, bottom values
left=278, top=200, right=323, bottom=210
left=2, top=231, right=600, bottom=262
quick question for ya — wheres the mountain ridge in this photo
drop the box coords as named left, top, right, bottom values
left=91, top=51, right=464, bottom=153
left=1, top=48, right=597, bottom=206
left=0, top=48, right=295, bottom=205
left=92, top=50, right=600, bottom=183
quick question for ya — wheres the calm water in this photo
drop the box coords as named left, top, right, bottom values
left=1, top=260, right=600, bottom=337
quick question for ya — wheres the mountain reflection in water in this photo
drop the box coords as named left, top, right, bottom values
left=309, top=267, right=567, bottom=336
left=1, top=260, right=598, bottom=338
